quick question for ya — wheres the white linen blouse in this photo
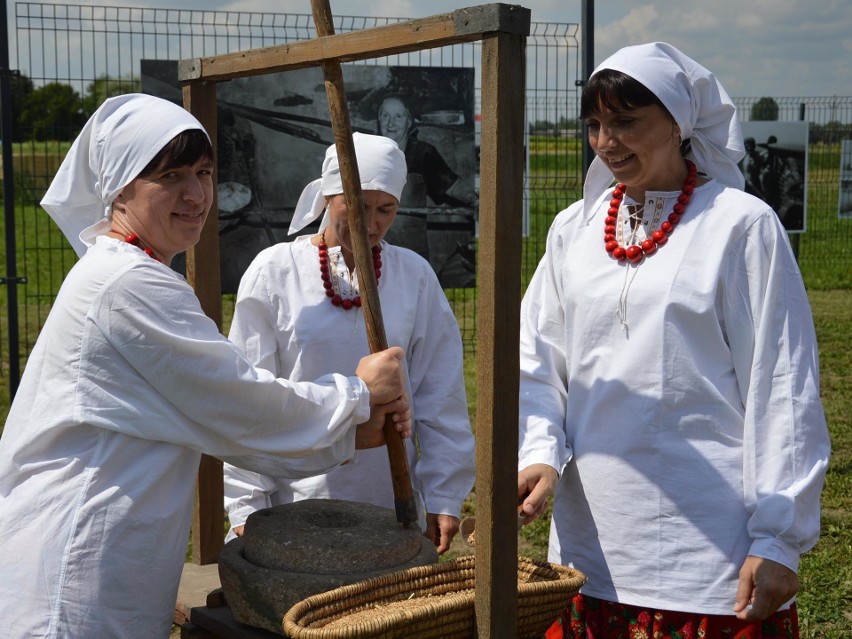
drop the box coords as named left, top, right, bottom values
left=223, top=236, right=474, bottom=536
left=518, top=179, right=830, bottom=614
left=0, top=236, right=370, bottom=638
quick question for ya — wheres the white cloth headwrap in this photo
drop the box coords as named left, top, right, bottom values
left=582, top=42, right=745, bottom=220
left=288, top=132, right=407, bottom=235
left=41, top=93, right=209, bottom=256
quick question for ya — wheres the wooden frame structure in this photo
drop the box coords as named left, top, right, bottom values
left=179, top=4, right=528, bottom=637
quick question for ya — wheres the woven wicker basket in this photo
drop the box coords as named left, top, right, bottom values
left=283, top=555, right=585, bottom=639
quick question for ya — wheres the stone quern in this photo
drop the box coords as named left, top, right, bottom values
left=218, top=499, right=439, bottom=634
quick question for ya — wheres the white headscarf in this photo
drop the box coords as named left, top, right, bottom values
left=41, top=93, right=209, bottom=256
left=288, top=132, right=408, bottom=235
left=582, top=42, right=745, bottom=220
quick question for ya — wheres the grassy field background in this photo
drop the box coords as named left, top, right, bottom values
left=0, top=138, right=849, bottom=636
left=3, top=289, right=849, bottom=637
left=442, top=289, right=851, bottom=638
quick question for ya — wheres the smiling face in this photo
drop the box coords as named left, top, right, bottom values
left=323, top=190, right=399, bottom=269
left=111, top=140, right=214, bottom=264
left=585, top=102, right=686, bottom=197
left=377, top=97, right=412, bottom=149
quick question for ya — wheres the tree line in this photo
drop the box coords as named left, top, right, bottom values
left=3, top=78, right=850, bottom=145
left=748, top=97, right=852, bottom=144
left=2, top=74, right=140, bottom=142
left=529, top=97, right=852, bottom=145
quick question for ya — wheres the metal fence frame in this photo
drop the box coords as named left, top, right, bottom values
left=1, top=3, right=579, bottom=386
left=2, top=2, right=851, bottom=395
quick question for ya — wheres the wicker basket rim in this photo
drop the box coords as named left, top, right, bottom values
left=283, top=555, right=586, bottom=638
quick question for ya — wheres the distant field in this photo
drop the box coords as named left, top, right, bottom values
left=1, top=138, right=849, bottom=637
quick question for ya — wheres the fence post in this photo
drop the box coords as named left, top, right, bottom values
left=580, top=0, right=595, bottom=178
left=0, top=0, right=23, bottom=400
left=183, top=79, right=225, bottom=565
left=790, top=102, right=808, bottom=261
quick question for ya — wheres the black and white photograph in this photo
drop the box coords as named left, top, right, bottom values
left=739, top=121, right=809, bottom=233
left=839, top=140, right=852, bottom=220
left=141, top=61, right=477, bottom=291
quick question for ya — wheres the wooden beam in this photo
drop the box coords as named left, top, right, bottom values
left=183, top=82, right=222, bottom=328
left=183, top=80, right=225, bottom=566
left=178, top=3, right=530, bottom=83
left=474, top=27, right=526, bottom=639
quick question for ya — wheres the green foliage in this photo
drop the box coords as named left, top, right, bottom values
left=809, top=121, right=852, bottom=145
left=2, top=72, right=35, bottom=142
left=751, top=96, right=780, bottom=121
left=20, top=82, right=85, bottom=141
left=446, top=291, right=852, bottom=635
left=529, top=118, right=581, bottom=136
left=8, top=74, right=138, bottom=143
left=82, top=75, right=141, bottom=118
left=796, top=290, right=852, bottom=637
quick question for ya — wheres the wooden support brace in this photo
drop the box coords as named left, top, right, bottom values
left=183, top=80, right=225, bottom=565
left=474, top=27, right=527, bottom=639
left=178, top=4, right=530, bottom=83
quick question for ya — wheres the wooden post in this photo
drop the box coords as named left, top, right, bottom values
left=182, top=80, right=225, bottom=565
left=310, top=0, right=418, bottom=526
left=474, top=28, right=526, bottom=639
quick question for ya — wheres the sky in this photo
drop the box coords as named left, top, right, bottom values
left=63, top=0, right=850, bottom=98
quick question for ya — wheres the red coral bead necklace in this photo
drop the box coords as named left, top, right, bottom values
left=604, top=159, right=697, bottom=263
left=318, top=230, right=382, bottom=310
left=123, top=233, right=159, bottom=261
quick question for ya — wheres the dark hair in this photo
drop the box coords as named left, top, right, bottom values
left=579, top=69, right=691, bottom=155
left=579, top=69, right=669, bottom=119
left=138, top=129, right=214, bottom=178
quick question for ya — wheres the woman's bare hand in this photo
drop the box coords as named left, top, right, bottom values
left=356, top=346, right=406, bottom=405
left=355, top=396, right=411, bottom=449
left=517, top=463, right=559, bottom=525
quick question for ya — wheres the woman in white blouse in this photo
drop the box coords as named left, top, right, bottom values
left=516, top=44, right=829, bottom=638
left=0, top=94, right=410, bottom=638
left=223, top=133, right=475, bottom=556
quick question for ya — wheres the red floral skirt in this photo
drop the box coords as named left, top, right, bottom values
left=544, top=594, right=799, bottom=639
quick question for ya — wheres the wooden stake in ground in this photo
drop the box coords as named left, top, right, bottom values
left=310, top=0, right=418, bottom=526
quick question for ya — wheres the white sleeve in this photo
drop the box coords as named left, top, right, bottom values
left=724, top=209, right=830, bottom=572
left=518, top=213, right=574, bottom=474
left=223, top=462, right=277, bottom=529
left=221, top=260, right=291, bottom=512
left=406, top=274, right=474, bottom=519
left=227, top=256, right=282, bottom=378
left=91, top=263, right=370, bottom=478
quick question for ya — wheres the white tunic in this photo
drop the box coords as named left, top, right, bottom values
left=0, top=237, right=370, bottom=638
left=518, top=180, right=830, bottom=614
left=224, top=236, right=474, bottom=535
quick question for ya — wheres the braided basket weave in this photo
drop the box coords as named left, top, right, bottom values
left=283, top=555, right=585, bottom=639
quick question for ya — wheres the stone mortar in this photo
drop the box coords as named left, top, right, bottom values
left=218, top=499, right=438, bottom=635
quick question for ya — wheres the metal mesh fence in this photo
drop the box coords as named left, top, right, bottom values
left=3, top=3, right=850, bottom=390
left=3, top=2, right=580, bottom=371
left=732, top=96, right=852, bottom=286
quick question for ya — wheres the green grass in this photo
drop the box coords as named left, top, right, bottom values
left=1, top=290, right=848, bottom=637
left=1, top=140, right=850, bottom=635
left=447, top=290, right=852, bottom=637
left=795, top=290, right=852, bottom=637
